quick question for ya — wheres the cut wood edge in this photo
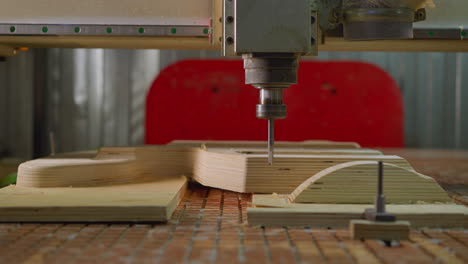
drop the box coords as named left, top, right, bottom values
left=16, top=146, right=196, bottom=188
left=169, top=140, right=361, bottom=149
left=16, top=143, right=373, bottom=189
left=0, top=176, right=188, bottom=222
left=350, top=220, right=410, bottom=241
left=247, top=202, right=468, bottom=228
left=194, top=151, right=413, bottom=194
left=289, top=161, right=452, bottom=204
left=17, top=149, right=137, bottom=188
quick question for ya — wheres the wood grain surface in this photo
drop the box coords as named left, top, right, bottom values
left=0, top=149, right=467, bottom=263
left=0, top=183, right=467, bottom=264
left=195, top=149, right=414, bottom=194
left=16, top=140, right=360, bottom=188
left=0, top=176, right=187, bottom=222
left=289, top=161, right=451, bottom=204
left=248, top=196, right=467, bottom=228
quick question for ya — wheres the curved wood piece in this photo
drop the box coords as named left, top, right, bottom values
left=289, top=161, right=452, bottom=204
left=17, top=146, right=194, bottom=187
left=16, top=141, right=370, bottom=189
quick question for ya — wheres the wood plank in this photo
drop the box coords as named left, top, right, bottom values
left=17, top=146, right=195, bottom=187
left=195, top=149, right=414, bottom=193
left=16, top=141, right=373, bottom=191
left=0, top=176, right=187, bottom=222
left=169, top=140, right=361, bottom=149
left=350, top=220, right=410, bottom=241
left=248, top=195, right=468, bottom=228
left=15, top=142, right=449, bottom=200
left=289, top=161, right=452, bottom=204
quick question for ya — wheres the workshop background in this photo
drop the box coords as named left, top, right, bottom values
left=1, top=49, right=467, bottom=160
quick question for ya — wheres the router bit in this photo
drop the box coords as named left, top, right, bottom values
left=268, top=119, right=274, bottom=164
left=242, top=53, right=299, bottom=165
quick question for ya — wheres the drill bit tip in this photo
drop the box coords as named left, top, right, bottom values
left=268, top=119, right=274, bottom=165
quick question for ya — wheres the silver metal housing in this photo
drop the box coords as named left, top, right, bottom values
left=223, top=0, right=316, bottom=56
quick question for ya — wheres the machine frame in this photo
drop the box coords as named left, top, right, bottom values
left=0, top=0, right=467, bottom=57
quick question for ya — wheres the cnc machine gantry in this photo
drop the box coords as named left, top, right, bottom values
left=0, top=0, right=467, bottom=163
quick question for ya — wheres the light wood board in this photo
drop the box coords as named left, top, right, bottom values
left=17, top=140, right=371, bottom=190
left=289, top=161, right=451, bottom=204
left=17, top=146, right=195, bottom=188
left=15, top=141, right=450, bottom=200
left=169, top=140, right=361, bottom=149
left=0, top=176, right=187, bottom=222
left=194, top=149, right=414, bottom=193
left=248, top=195, right=468, bottom=228
left=350, top=220, right=410, bottom=241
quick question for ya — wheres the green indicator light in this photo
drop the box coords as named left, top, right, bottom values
left=428, top=31, right=435, bottom=37
left=42, top=26, right=48, bottom=33
left=203, top=28, right=209, bottom=34
left=171, top=28, right=177, bottom=34
left=461, top=31, right=467, bottom=37
left=74, top=27, right=81, bottom=33
left=106, top=27, right=113, bottom=34
left=138, top=27, right=145, bottom=34
left=9, top=26, right=15, bottom=33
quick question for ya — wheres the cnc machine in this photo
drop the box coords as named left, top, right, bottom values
left=1, top=0, right=466, bottom=163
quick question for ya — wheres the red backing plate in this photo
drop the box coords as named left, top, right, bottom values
left=145, top=60, right=403, bottom=147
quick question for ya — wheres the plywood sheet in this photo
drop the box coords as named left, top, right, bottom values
left=248, top=194, right=467, bottom=228
left=17, top=146, right=195, bottom=188
left=195, top=149, right=413, bottom=193
left=350, top=220, right=410, bottom=240
left=169, top=140, right=361, bottom=149
left=17, top=141, right=371, bottom=192
left=289, top=161, right=451, bottom=204
left=0, top=176, right=187, bottom=222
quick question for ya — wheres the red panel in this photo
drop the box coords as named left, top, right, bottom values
left=145, top=60, right=403, bottom=147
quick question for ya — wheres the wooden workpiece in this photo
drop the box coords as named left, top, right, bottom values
left=194, top=149, right=415, bottom=193
left=350, top=220, right=411, bottom=241
left=3, top=140, right=374, bottom=222
left=17, top=146, right=196, bottom=188
left=0, top=176, right=187, bottom=222
left=169, top=139, right=361, bottom=149
left=248, top=194, right=468, bottom=228
left=19, top=145, right=404, bottom=194
left=16, top=140, right=370, bottom=192
left=1, top=148, right=467, bottom=263
left=289, top=161, right=451, bottom=204
left=4, top=140, right=462, bottom=226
